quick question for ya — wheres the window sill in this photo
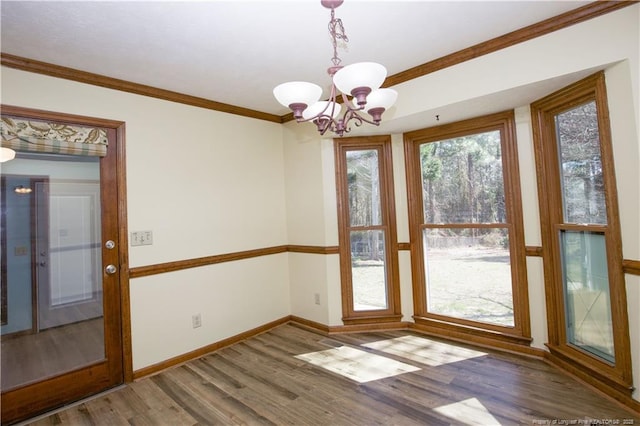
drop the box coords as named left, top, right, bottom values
left=545, top=343, right=633, bottom=395
left=411, top=316, right=533, bottom=350
left=342, top=313, right=403, bottom=326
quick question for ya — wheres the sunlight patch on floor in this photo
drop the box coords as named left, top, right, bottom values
left=362, top=335, right=487, bottom=367
left=434, top=397, right=502, bottom=425
left=295, top=346, right=420, bottom=383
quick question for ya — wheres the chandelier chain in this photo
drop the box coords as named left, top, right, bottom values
left=328, top=7, right=348, bottom=68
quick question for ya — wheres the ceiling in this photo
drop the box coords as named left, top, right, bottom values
left=2, top=1, right=594, bottom=126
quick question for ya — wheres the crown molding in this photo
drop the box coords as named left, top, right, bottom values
left=382, top=1, right=635, bottom=89
left=0, top=53, right=283, bottom=124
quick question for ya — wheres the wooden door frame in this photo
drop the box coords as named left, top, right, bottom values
left=0, top=104, right=132, bottom=423
left=30, top=177, right=47, bottom=335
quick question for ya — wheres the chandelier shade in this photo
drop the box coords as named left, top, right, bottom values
left=333, top=62, right=387, bottom=105
left=273, top=0, right=397, bottom=137
left=366, top=88, right=398, bottom=122
left=273, top=81, right=323, bottom=118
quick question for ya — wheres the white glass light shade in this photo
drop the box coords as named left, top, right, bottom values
left=366, top=88, right=398, bottom=111
left=0, top=147, right=16, bottom=163
left=273, top=81, right=322, bottom=108
left=333, top=62, right=387, bottom=95
left=302, top=101, right=342, bottom=120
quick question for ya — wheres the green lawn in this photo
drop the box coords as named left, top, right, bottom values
left=352, top=247, right=514, bottom=326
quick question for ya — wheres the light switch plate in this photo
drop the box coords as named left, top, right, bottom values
left=131, top=231, right=153, bottom=246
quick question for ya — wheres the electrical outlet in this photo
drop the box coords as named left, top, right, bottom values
left=314, top=293, right=320, bottom=305
left=192, top=313, right=202, bottom=328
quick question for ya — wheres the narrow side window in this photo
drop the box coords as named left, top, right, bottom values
left=531, top=71, right=632, bottom=395
left=335, top=136, right=401, bottom=324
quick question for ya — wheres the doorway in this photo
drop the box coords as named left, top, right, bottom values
left=35, top=178, right=104, bottom=331
left=0, top=106, right=130, bottom=424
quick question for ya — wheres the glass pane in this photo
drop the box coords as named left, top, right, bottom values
left=420, top=131, right=505, bottom=224
left=350, top=230, right=388, bottom=311
left=423, top=227, right=514, bottom=326
left=555, top=101, right=606, bottom=225
left=561, top=230, right=614, bottom=363
left=346, top=150, right=381, bottom=227
left=1, top=153, right=105, bottom=391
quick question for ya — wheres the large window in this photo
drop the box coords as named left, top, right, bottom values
left=335, top=136, right=401, bottom=324
left=531, top=72, right=632, bottom=395
left=404, top=111, right=530, bottom=344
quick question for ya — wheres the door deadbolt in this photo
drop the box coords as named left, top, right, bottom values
left=105, top=264, right=117, bottom=275
left=105, top=240, right=115, bottom=249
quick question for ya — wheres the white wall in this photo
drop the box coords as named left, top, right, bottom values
left=130, top=254, right=289, bottom=369
left=0, top=69, right=291, bottom=370
left=513, top=105, right=548, bottom=348
left=283, top=124, right=342, bottom=325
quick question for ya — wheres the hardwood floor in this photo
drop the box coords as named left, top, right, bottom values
left=22, top=324, right=639, bottom=425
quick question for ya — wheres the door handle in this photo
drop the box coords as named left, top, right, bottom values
left=105, top=264, right=117, bottom=275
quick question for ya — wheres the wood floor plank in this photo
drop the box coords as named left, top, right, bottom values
left=18, top=324, right=640, bottom=425
left=151, top=368, right=250, bottom=425
left=234, top=333, right=402, bottom=425
left=29, top=403, right=95, bottom=426
left=99, top=386, right=151, bottom=420
left=126, top=404, right=197, bottom=426
left=83, top=398, right=132, bottom=426
left=207, top=346, right=363, bottom=425
left=356, top=380, right=451, bottom=425
left=175, top=365, right=274, bottom=425
left=205, top=352, right=300, bottom=404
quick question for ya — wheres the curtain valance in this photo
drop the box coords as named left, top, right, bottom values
left=0, top=116, right=108, bottom=157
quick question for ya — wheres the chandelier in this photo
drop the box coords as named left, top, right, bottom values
left=273, top=0, right=397, bottom=137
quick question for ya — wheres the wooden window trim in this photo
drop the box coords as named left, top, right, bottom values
left=530, top=71, right=633, bottom=395
left=334, top=135, right=402, bottom=325
left=404, top=110, right=531, bottom=344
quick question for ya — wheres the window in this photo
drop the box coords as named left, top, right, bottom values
left=404, top=111, right=530, bottom=344
left=335, top=136, right=401, bottom=324
left=531, top=72, right=632, bottom=394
